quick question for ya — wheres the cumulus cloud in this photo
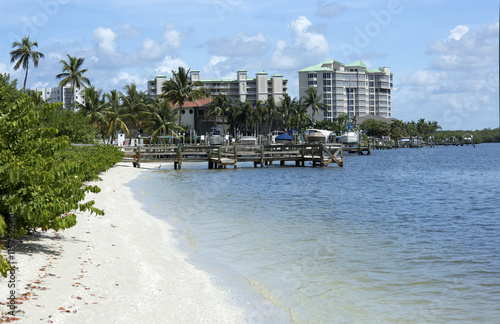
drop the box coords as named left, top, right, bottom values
left=206, top=31, right=268, bottom=56
left=427, top=22, right=499, bottom=70
left=120, top=22, right=142, bottom=38
left=93, top=26, right=118, bottom=54
left=270, top=16, right=330, bottom=70
left=163, top=22, right=184, bottom=49
left=138, top=22, right=185, bottom=61
left=110, top=72, right=147, bottom=86
left=396, top=22, right=499, bottom=130
left=316, top=0, right=347, bottom=18
left=154, top=56, right=188, bottom=75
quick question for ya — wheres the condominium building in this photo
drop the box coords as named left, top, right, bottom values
left=28, top=85, right=85, bottom=110
left=147, top=70, right=288, bottom=103
left=298, top=59, right=393, bottom=121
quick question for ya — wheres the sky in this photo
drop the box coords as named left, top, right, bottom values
left=0, top=0, right=498, bottom=130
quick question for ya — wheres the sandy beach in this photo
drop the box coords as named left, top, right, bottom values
left=0, top=162, right=245, bottom=323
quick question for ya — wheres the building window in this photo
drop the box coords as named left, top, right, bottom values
left=323, top=72, right=331, bottom=79
left=308, top=73, right=317, bottom=78
left=323, top=87, right=331, bottom=92
left=323, top=80, right=331, bottom=86
left=308, top=80, right=317, bottom=85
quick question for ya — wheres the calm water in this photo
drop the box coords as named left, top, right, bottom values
left=131, top=143, right=500, bottom=323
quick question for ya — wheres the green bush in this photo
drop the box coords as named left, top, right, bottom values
left=0, top=74, right=123, bottom=277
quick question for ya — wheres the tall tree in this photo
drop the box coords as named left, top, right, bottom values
left=302, top=87, right=327, bottom=126
left=121, top=83, right=148, bottom=137
left=159, top=67, right=203, bottom=126
left=56, top=55, right=91, bottom=107
left=207, top=94, right=232, bottom=132
left=278, top=94, right=294, bottom=131
left=77, top=86, right=107, bottom=140
left=10, top=35, right=45, bottom=89
left=265, top=95, right=278, bottom=132
left=103, top=90, right=130, bottom=144
left=146, top=100, right=182, bottom=142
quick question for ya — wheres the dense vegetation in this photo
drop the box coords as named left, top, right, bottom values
left=0, top=74, right=123, bottom=277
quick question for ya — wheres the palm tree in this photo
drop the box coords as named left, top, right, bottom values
left=226, top=104, right=241, bottom=137
left=77, top=86, right=107, bottom=140
left=56, top=55, right=91, bottom=107
left=10, top=35, right=45, bottom=89
left=103, top=90, right=130, bottom=144
left=236, top=101, right=254, bottom=135
left=291, top=98, right=311, bottom=131
left=207, top=94, right=232, bottom=132
left=254, top=100, right=267, bottom=135
left=278, top=94, right=294, bottom=131
left=121, top=83, right=148, bottom=137
left=28, top=90, right=45, bottom=106
left=265, top=96, right=278, bottom=132
left=302, top=87, right=327, bottom=127
left=146, top=100, right=182, bottom=143
left=159, top=66, right=203, bottom=126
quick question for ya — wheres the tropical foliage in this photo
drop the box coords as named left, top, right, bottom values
left=56, top=55, right=91, bottom=106
left=160, top=67, right=203, bottom=126
left=10, top=35, right=44, bottom=89
left=0, top=74, right=123, bottom=277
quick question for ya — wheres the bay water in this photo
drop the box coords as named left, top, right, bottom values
left=131, top=143, right=500, bottom=323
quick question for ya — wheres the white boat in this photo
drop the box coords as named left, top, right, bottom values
left=341, top=131, right=359, bottom=144
left=208, top=127, right=224, bottom=145
left=306, top=129, right=332, bottom=143
left=239, top=136, right=258, bottom=145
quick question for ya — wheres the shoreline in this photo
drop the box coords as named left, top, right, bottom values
left=0, top=162, right=245, bottom=323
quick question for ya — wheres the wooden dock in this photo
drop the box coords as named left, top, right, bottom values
left=123, top=143, right=344, bottom=169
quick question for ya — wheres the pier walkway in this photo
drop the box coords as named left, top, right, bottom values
left=123, top=143, right=344, bottom=169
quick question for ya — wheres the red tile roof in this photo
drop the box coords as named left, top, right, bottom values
left=169, top=97, right=213, bottom=108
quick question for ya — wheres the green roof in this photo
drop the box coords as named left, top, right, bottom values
left=298, top=63, right=332, bottom=72
left=256, top=71, right=268, bottom=75
left=345, top=60, right=367, bottom=68
left=272, top=74, right=283, bottom=77
left=366, top=68, right=384, bottom=73
left=155, top=75, right=167, bottom=78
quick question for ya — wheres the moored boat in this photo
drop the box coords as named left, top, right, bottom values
left=306, top=129, right=332, bottom=143
left=208, top=127, right=224, bottom=145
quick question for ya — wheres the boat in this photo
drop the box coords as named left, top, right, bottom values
left=275, top=132, right=293, bottom=143
left=208, top=127, right=224, bottom=145
left=306, top=129, right=332, bottom=143
left=341, top=73, right=359, bottom=145
left=341, top=131, right=359, bottom=144
left=239, top=136, right=258, bottom=145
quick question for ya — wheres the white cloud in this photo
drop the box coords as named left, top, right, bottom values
left=206, top=31, right=268, bottom=56
left=0, top=62, right=7, bottom=73
left=163, top=22, right=184, bottom=49
left=447, top=25, right=469, bottom=41
left=138, top=38, right=164, bottom=60
left=154, top=56, right=188, bottom=75
left=93, top=26, right=118, bottom=54
left=110, top=72, right=147, bottom=86
left=120, top=22, right=142, bottom=38
left=270, top=16, right=330, bottom=70
left=316, top=1, right=347, bottom=18
left=400, top=69, right=446, bottom=87
left=427, top=22, right=499, bottom=70
left=137, top=23, right=185, bottom=61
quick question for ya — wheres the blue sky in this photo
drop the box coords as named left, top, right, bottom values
left=0, top=0, right=498, bottom=130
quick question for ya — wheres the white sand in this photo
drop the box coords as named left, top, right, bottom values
left=0, top=162, right=246, bottom=323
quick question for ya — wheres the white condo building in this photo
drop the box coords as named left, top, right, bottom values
left=148, top=70, right=288, bottom=103
left=298, top=59, right=393, bottom=121
left=28, top=85, right=85, bottom=110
